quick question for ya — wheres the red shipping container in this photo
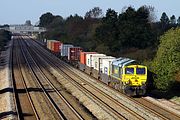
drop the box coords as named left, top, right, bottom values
left=51, top=41, right=61, bottom=53
left=68, top=47, right=83, bottom=61
left=80, top=52, right=96, bottom=65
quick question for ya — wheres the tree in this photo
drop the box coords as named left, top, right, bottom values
left=0, top=30, right=11, bottom=51
left=152, top=28, right=180, bottom=90
left=47, top=16, right=64, bottom=28
left=177, top=16, right=180, bottom=25
left=85, top=7, right=103, bottom=19
left=39, top=12, right=55, bottom=27
left=39, top=11, right=101, bottom=51
left=170, top=15, right=176, bottom=24
left=25, top=20, right=32, bottom=26
left=160, top=12, right=169, bottom=31
left=65, top=14, right=84, bottom=37
left=95, top=9, right=118, bottom=52
left=117, top=7, right=136, bottom=48
left=136, top=6, right=149, bottom=23
left=117, top=6, right=155, bottom=49
left=95, top=6, right=157, bottom=54
left=102, top=9, right=118, bottom=24
left=44, top=15, right=65, bottom=40
left=0, top=24, right=9, bottom=28
left=146, top=5, right=157, bottom=23
left=160, top=12, right=169, bottom=24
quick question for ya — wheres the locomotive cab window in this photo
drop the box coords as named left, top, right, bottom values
left=125, top=68, right=134, bottom=74
left=136, top=68, right=146, bottom=74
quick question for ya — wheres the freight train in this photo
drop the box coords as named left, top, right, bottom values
left=44, top=39, right=148, bottom=96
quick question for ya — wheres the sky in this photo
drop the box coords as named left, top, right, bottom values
left=0, top=0, right=180, bottom=25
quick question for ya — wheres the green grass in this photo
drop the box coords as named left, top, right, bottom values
left=171, top=96, right=180, bottom=103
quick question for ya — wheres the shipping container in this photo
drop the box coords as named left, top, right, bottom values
left=91, top=56, right=115, bottom=79
left=80, top=52, right=96, bottom=65
left=59, top=42, right=63, bottom=51
left=101, top=58, right=116, bottom=76
left=46, top=40, right=62, bottom=53
left=47, top=40, right=56, bottom=50
left=47, top=40, right=52, bottom=50
left=99, top=58, right=116, bottom=84
left=68, top=47, right=83, bottom=61
left=61, top=44, right=74, bottom=56
left=86, top=54, right=106, bottom=68
left=51, top=41, right=61, bottom=53
left=93, top=56, right=115, bottom=71
left=59, top=43, right=63, bottom=51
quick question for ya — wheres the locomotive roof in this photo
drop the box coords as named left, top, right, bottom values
left=112, top=57, right=136, bottom=67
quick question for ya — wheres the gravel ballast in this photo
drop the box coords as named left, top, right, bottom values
left=0, top=41, right=16, bottom=120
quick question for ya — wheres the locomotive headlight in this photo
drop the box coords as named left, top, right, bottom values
left=125, top=79, right=131, bottom=85
left=141, top=81, right=146, bottom=85
left=125, top=81, right=129, bottom=84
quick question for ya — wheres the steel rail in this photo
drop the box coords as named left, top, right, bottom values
left=24, top=39, right=84, bottom=120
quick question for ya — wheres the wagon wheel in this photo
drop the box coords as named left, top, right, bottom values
left=121, top=84, right=126, bottom=93
left=119, top=81, right=124, bottom=90
left=108, top=81, right=114, bottom=88
left=98, top=76, right=101, bottom=80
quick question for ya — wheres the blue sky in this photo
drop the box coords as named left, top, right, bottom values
left=0, top=0, right=180, bottom=25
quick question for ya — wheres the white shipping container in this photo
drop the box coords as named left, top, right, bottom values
left=93, top=56, right=115, bottom=71
left=102, top=58, right=116, bottom=75
left=61, top=44, right=74, bottom=56
left=86, top=54, right=106, bottom=68
left=92, top=55, right=107, bottom=70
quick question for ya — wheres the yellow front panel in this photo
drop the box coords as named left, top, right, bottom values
left=122, top=65, right=147, bottom=86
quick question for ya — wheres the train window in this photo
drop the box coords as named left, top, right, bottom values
left=136, top=68, right=146, bottom=74
left=125, top=68, right=134, bottom=74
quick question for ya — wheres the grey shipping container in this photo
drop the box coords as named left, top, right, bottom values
left=61, top=44, right=74, bottom=56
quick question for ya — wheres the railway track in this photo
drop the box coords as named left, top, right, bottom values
left=21, top=39, right=66, bottom=119
left=22, top=40, right=86, bottom=120
left=134, top=97, right=180, bottom=120
left=12, top=36, right=84, bottom=119
left=12, top=37, right=38, bottom=119
left=20, top=37, right=87, bottom=120
left=30, top=37, right=180, bottom=120
left=14, top=36, right=63, bottom=119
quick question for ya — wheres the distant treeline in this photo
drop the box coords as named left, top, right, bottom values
left=0, top=24, right=9, bottom=28
left=38, top=6, right=180, bottom=91
left=38, top=6, right=180, bottom=61
left=0, top=29, right=11, bottom=51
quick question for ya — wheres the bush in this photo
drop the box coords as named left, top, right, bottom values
left=0, top=30, right=11, bottom=51
left=152, top=28, right=180, bottom=91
